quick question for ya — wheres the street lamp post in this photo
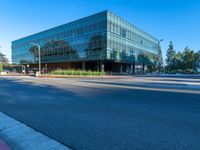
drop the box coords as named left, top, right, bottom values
left=30, top=43, right=41, bottom=76
left=27, top=64, right=30, bottom=75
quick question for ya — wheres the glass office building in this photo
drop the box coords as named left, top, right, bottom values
left=12, top=10, right=162, bottom=73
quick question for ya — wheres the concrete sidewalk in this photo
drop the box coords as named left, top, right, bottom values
left=0, top=140, right=11, bottom=150
left=0, top=112, right=71, bottom=150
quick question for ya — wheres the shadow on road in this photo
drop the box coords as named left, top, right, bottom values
left=0, top=77, right=200, bottom=150
left=81, top=80, right=200, bottom=93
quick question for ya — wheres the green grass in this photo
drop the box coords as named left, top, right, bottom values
left=50, top=70, right=106, bottom=76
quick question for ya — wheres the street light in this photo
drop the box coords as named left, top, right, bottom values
left=27, top=64, right=30, bottom=75
left=158, top=39, right=164, bottom=44
left=30, top=42, right=41, bottom=76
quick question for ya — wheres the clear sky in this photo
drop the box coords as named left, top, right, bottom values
left=0, top=0, right=200, bottom=62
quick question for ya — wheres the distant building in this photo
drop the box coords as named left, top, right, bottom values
left=12, top=10, right=162, bottom=74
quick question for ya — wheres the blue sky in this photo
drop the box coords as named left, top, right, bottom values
left=0, top=0, right=200, bottom=62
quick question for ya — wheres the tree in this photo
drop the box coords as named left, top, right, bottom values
left=197, top=50, right=200, bottom=67
left=181, top=46, right=198, bottom=70
left=137, top=54, right=151, bottom=73
left=85, top=35, right=104, bottom=59
left=29, top=45, right=38, bottom=63
left=0, top=51, right=9, bottom=64
left=0, top=51, right=9, bottom=72
left=0, top=63, right=2, bottom=72
left=173, top=52, right=183, bottom=71
left=20, top=59, right=28, bottom=65
left=166, top=41, right=176, bottom=68
left=165, top=43, right=199, bottom=73
left=42, top=40, right=79, bottom=59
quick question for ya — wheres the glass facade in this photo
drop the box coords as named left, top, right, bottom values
left=107, top=12, right=160, bottom=63
left=12, top=10, right=161, bottom=72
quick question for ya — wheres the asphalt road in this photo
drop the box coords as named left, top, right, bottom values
left=0, top=76, right=200, bottom=150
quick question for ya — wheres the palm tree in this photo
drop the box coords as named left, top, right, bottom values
left=29, top=45, right=38, bottom=63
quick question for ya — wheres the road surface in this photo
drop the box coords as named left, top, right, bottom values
left=0, top=76, right=200, bottom=150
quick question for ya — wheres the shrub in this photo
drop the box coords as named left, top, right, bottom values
left=51, top=69, right=106, bottom=76
left=182, top=69, right=196, bottom=74
left=0, top=63, right=3, bottom=72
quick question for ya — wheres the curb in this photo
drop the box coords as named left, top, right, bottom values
left=0, top=112, right=71, bottom=150
left=0, top=140, right=11, bottom=150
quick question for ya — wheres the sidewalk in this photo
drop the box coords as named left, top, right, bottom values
left=0, top=112, right=71, bottom=150
left=0, top=140, right=11, bottom=150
